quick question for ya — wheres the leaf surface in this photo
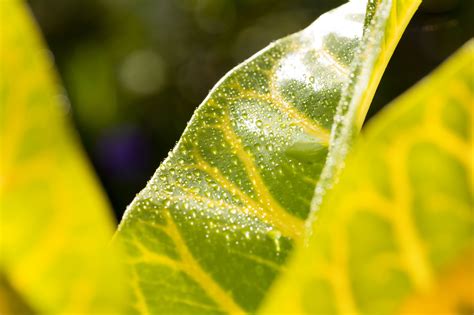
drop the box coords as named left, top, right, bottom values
left=116, top=0, right=419, bottom=313
left=261, top=40, right=474, bottom=314
left=0, top=1, right=126, bottom=313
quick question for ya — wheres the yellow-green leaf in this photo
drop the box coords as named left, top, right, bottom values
left=261, top=40, right=473, bottom=314
left=115, top=0, right=420, bottom=313
left=0, top=1, right=126, bottom=313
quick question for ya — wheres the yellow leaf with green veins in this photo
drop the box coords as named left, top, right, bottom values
left=115, top=0, right=420, bottom=313
left=0, top=1, right=126, bottom=313
left=261, top=40, right=473, bottom=314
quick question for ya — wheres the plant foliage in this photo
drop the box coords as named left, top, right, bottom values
left=115, top=0, right=420, bottom=313
left=1, top=0, right=472, bottom=314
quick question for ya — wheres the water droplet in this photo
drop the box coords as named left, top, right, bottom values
left=269, top=230, right=282, bottom=252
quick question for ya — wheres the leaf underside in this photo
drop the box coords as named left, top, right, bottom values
left=116, top=0, right=420, bottom=313
left=261, top=41, right=474, bottom=315
left=0, top=1, right=125, bottom=313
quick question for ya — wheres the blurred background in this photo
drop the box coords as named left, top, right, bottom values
left=27, top=0, right=473, bottom=221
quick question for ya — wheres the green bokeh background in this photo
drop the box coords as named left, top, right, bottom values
left=27, top=0, right=473, bottom=220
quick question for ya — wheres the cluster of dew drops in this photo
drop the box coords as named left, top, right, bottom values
left=126, top=36, right=340, bottom=258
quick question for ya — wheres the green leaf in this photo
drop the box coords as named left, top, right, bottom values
left=0, top=1, right=126, bottom=313
left=261, top=40, right=474, bottom=314
left=115, top=0, right=419, bottom=313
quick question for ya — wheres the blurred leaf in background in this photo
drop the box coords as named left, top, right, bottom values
left=262, top=40, right=474, bottom=315
left=0, top=1, right=126, bottom=313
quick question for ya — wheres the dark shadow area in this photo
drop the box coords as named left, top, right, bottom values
left=368, top=0, right=473, bottom=120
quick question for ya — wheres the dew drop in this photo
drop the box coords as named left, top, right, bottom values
left=269, top=230, right=282, bottom=253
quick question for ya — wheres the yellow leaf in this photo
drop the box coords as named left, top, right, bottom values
left=261, top=40, right=473, bottom=315
left=0, top=1, right=126, bottom=313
